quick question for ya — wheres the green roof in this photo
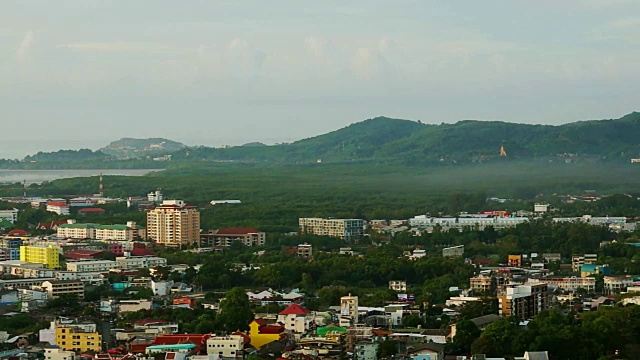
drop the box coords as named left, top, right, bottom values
left=317, top=326, right=348, bottom=336
left=97, top=224, right=131, bottom=230
left=0, top=219, right=12, bottom=229
left=59, top=223, right=101, bottom=229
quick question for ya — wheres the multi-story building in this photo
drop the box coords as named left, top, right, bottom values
left=200, top=228, right=266, bottom=247
left=277, top=303, right=312, bottom=334
left=206, top=335, right=244, bottom=359
left=508, top=255, right=522, bottom=267
left=498, top=283, right=549, bottom=320
left=47, top=202, right=70, bottom=215
left=298, top=218, right=365, bottom=241
left=533, top=277, right=596, bottom=293
left=116, top=256, right=167, bottom=270
left=0, top=238, right=23, bottom=260
left=55, top=323, right=101, bottom=352
left=572, top=254, right=598, bottom=272
left=470, top=276, right=495, bottom=293
left=146, top=200, right=200, bottom=246
left=297, top=243, right=313, bottom=259
left=389, top=280, right=407, bottom=292
left=20, top=245, right=60, bottom=269
left=41, top=280, right=85, bottom=299
left=0, top=209, right=19, bottom=223
left=44, top=348, right=75, bottom=360
left=604, top=276, right=634, bottom=295
left=442, top=245, right=464, bottom=258
left=57, top=223, right=97, bottom=239
left=57, top=221, right=140, bottom=241
left=340, top=294, right=359, bottom=325
left=66, top=260, right=117, bottom=272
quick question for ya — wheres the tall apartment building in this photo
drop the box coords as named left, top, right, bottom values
left=533, top=277, right=596, bottom=293
left=299, top=218, right=365, bottom=241
left=498, top=283, right=549, bottom=320
left=20, top=245, right=60, bottom=269
left=340, top=294, right=359, bottom=324
left=146, top=200, right=200, bottom=246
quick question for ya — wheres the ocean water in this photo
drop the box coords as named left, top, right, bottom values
left=0, top=169, right=157, bottom=185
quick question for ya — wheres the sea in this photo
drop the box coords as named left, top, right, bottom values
left=0, top=169, right=158, bottom=185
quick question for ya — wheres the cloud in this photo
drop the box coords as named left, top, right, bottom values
left=58, top=42, right=172, bottom=52
left=16, top=31, right=35, bottom=60
left=304, top=36, right=325, bottom=56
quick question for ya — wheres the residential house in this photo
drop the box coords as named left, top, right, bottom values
left=405, top=342, right=445, bottom=360
left=277, top=303, right=312, bottom=334
left=297, top=243, right=313, bottom=259
left=44, top=347, right=76, bottom=360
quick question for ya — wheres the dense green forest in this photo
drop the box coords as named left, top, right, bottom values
left=3, top=161, right=639, bottom=232
left=2, top=112, right=640, bottom=168
left=169, top=112, right=640, bottom=164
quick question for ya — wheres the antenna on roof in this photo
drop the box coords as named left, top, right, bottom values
left=99, top=173, right=104, bottom=197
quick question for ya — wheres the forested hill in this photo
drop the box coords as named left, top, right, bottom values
left=100, top=138, right=186, bottom=159
left=174, top=112, right=640, bottom=165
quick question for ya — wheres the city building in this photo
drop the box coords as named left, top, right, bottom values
left=20, top=245, right=60, bottom=269
left=0, top=238, right=23, bottom=261
left=298, top=218, right=365, bottom=241
left=508, top=255, right=522, bottom=267
left=498, top=283, right=549, bottom=320
left=44, top=347, right=76, bottom=360
left=572, top=254, right=598, bottom=272
left=146, top=200, right=200, bottom=246
left=554, top=215, right=627, bottom=226
left=57, top=221, right=140, bottom=240
left=47, top=202, right=70, bottom=215
left=116, top=256, right=167, bottom=270
left=442, top=245, right=464, bottom=258
left=55, top=323, right=101, bottom=352
left=277, top=303, right=312, bottom=334
left=66, top=260, right=117, bottom=272
left=340, top=294, right=359, bottom=325
left=0, top=209, right=19, bottom=223
left=389, top=280, right=407, bottom=292
left=534, top=203, right=551, bottom=213
left=41, top=280, right=85, bottom=299
left=604, top=276, right=634, bottom=295
left=200, top=228, right=266, bottom=247
left=297, top=243, right=313, bottom=259
left=206, top=335, right=244, bottom=359
left=409, top=214, right=528, bottom=230
left=533, top=277, right=596, bottom=293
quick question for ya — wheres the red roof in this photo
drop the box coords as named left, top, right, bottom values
left=278, top=303, right=310, bottom=316
left=78, top=207, right=105, bottom=213
left=47, top=201, right=68, bottom=207
left=7, top=230, right=28, bottom=237
left=64, top=249, right=103, bottom=260
left=231, top=331, right=251, bottom=345
left=37, top=220, right=68, bottom=230
left=216, top=228, right=260, bottom=235
left=152, top=334, right=210, bottom=346
left=259, top=325, right=285, bottom=334
left=132, top=248, right=154, bottom=256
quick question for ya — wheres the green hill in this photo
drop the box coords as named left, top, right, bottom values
left=100, top=138, right=186, bottom=159
left=174, top=112, right=640, bottom=165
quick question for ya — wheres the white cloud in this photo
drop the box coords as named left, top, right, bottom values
left=304, top=36, right=324, bottom=56
left=16, top=30, right=35, bottom=60
left=58, top=42, right=173, bottom=52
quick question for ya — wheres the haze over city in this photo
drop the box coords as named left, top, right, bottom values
left=2, top=0, right=640, bottom=158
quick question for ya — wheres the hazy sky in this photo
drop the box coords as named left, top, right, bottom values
left=2, top=0, right=639, bottom=158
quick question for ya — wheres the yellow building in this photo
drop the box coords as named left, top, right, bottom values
left=55, top=326, right=102, bottom=352
left=146, top=200, right=200, bottom=246
left=248, top=319, right=284, bottom=349
left=20, top=245, right=59, bottom=269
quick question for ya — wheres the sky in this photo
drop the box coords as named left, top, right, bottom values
left=1, top=0, right=640, bottom=158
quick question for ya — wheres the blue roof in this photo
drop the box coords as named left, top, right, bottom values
left=146, top=344, right=195, bottom=350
